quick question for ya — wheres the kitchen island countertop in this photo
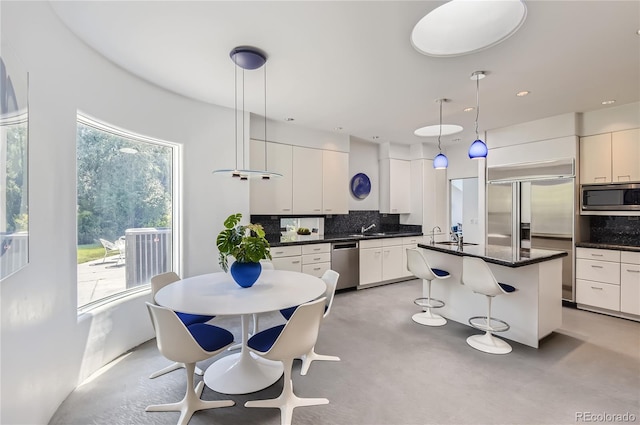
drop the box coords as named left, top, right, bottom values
left=418, top=242, right=567, bottom=268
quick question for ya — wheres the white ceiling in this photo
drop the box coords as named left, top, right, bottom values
left=50, top=1, right=640, bottom=147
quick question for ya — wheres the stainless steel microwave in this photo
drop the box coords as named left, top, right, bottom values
left=581, top=183, right=640, bottom=211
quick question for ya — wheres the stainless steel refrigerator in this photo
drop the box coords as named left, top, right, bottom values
left=487, top=160, right=576, bottom=301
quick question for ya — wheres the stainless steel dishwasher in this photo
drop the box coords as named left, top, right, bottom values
left=331, top=241, right=359, bottom=289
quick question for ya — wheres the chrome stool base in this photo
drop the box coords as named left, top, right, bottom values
left=412, top=297, right=446, bottom=326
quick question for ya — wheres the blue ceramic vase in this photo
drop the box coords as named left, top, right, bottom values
left=230, top=261, right=262, bottom=288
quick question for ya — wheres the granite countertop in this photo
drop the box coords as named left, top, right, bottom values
left=267, top=231, right=423, bottom=247
left=418, top=242, right=567, bottom=268
left=575, top=242, right=640, bottom=252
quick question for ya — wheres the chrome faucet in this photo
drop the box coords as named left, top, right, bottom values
left=429, top=226, right=441, bottom=245
left=361, top=223, right=376, bottom=234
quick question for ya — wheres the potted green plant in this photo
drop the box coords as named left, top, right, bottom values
left=216, top=213, right=272, bottom=287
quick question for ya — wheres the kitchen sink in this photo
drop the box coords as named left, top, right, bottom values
left=435, top=241, right=478, bottom=246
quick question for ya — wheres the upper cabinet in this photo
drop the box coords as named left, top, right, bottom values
left=612, top=129, right=640, bottom=183
left=250, top=140, right=293, bottom=214
left=380, top=158, right=410, bottom=214
left=251, top=140, right=349, bottom=215
left=580, top=129, right=640, bottom=184
left=322, top=150, right=349, bottom=214
left=292, top=146, right=323, bottom=214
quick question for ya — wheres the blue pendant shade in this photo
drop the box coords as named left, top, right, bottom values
left=230, top=47, right=267, bottom=70
left=433, top=153, right=448, bottom=169
left=468, top=139, right=488, bottom=159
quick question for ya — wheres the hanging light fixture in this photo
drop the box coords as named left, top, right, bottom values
left=213, top=46, right=282, bottom=179
left=433, top=98, right=449, bottom=169
left=468, top=71, right=488, bottom=159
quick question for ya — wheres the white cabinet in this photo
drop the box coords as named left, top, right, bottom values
left=359, top=239, right=382, bottom=286
left=381, top=238, right=403, bottom=281
left=251, top=141, right=349, bottom=215
left=612, top=129, right=640, bottom=182
left=380, top=159, right=410, bottom=214
left=576, top=247, right=621, bottom=311
left=621, top=251, right=640, bottom=315
left=301, top=243, right=331, bottom=278
left=270, top=245, right=302, bottom=272
left=250, top=140, right=293, bottom=214
left=359, top=237, right=418, bottom=286
left=322, top=150, right=349, bottom=214
left=580, top=129, right=640, bottom=184
left=292, top=146, right=323, bottom=214
left=580, top=134, right=611, bottom=184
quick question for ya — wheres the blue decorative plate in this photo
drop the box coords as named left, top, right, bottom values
left=350, top=173, right=371, bottom=199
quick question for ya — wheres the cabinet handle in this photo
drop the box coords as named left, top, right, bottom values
left=274, top=251, right=284, bottom=255
left=292, top=260, right=300, bottom=264
left=282, top=208, right=291, bottom=211
left=325, top=209, right=332, bottom=212
left=627, top=269, right=640, bottom=273
left=590, top=254, right=603, bottom=257
left=594, top=177, right=607, bottom=182
left=313, top=209, right=321, bottom=211
left=590, top=286, right=603, bottom=290
left=591, top=265, right=604, bottom=269
left=617, top=175, right=631, bottom=181
left=313, top=267, right=321, bottom=271
left=313, top=257, right=321, bottom=261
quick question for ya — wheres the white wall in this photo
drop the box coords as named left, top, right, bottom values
left=1, top=2, right=248, bottom=424
left=348, top=136, right=379, bottom=211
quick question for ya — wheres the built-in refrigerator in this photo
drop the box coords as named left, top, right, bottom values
left=487, top=160, right=576, bottom=301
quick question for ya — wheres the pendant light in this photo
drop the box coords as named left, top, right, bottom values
left=468, top=71, right=488, bottom=159
left=433, top=98, right=448, bottom=169
left=213, top=46, right=282, bottom=179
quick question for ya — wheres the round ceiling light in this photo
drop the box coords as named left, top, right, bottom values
left=414, top=124, right=463, bottom=137
left=411, top=0, right=527, bottom=57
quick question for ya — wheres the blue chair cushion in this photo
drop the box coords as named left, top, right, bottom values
left=432, top=268, right=450, bottom=277
left=280, top=306, right=297, bottom=321
left=280, top=304, right=328, bottom=321
left=248, top=324, right=285, bottom=353
left=499, top=283, right=516, bottom=293
left=187, top=323, right=234, bottom=352
left=176, top=312, right=215, bottom=327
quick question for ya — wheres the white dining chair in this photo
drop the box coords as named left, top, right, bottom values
left=245, top=297, right=329, bottom=425
left=145, top=302, right=235, bottom=425
left=280, top=269, right=341, bottom=375
left=149, top=272, right=215, bottom=378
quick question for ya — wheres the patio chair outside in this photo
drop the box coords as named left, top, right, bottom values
left=99, top=237, right=125, bottom=265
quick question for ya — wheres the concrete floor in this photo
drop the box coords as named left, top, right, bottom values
left=51, top=279, right=640, bottom=425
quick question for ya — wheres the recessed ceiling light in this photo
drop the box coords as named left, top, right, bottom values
left=411, top=0, right=527, bottom=57
left=414, top=124, right=464, bottom=137
left=637, top=29, right=640, bottom=35
left=463, top=107, right=475, bottom=112
left=601, top=100, right=616, bottom=105
left=372, top=136, right=379, bottom=139
left=285, top=117, right=295, bottom=121
left=516, top=90, right=530, bottom=97
left=334, top=127, right=343, bottom=131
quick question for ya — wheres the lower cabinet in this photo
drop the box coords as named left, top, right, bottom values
left=359, top=237, right=419, bottom=287
left=301, top=244, right=331, bottom=278
left=576, top=247, right=640, bottom=319
left=621, top=251, right=640, bottom=315
left=271, top=245, right=302, bottom=273
left=270, top=243, right=331, bottom=277
left=359, top=240, right=382, bottom=286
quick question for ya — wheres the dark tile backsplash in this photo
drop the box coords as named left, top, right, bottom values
left=251, top=211, right=422, bottom=236
left=589, top=216, right=640, bottom=246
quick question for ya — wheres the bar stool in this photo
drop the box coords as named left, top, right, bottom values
left=461, top=256, right=516, bottom=354
left=406, top=248, right=450, bottom=326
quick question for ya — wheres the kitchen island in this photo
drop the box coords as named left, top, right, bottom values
left=416, top=243, right=568, bottom=348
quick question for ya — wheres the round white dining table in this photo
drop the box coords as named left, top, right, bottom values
left=154, top=269, right=326, bottom=394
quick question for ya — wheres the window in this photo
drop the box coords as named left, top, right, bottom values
left=76, top=114, right=178, bottom=309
